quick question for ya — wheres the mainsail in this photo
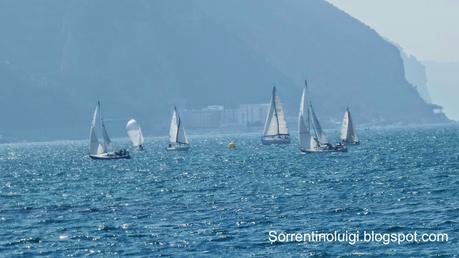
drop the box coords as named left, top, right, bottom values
left=89, top=103, right=102, bottom=155
left=126, top=119, right=144, bottom=147
left=298, top=87, right=312, bottom=150
left=340, top=108, right=359, bottom=143
left=263, top=87, right=289, bottom=137
left=169, top=107, right=189, bottom=145
left=89, top=102, right=106, bottom=155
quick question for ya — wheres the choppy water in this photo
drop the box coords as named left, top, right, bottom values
left=0, top=126, right=458, bottom=257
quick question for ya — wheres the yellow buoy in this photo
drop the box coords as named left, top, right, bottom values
left=228, top=141, right=236, bottom=149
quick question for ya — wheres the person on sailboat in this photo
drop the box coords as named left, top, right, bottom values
left=324, top=143, right=333, bottom=150
left=313, top=137, right=321, bottom=148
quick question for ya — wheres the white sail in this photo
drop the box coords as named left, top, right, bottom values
left=310, top=105, right=328, bottom=145
left=340, top=108, right=358, bottom=143
left=275, top=95, right=289, bottom=135
left=263, top=87, right=289, bottom=136
left=169, top=109, right=178, bottom=143
left=169, top=107, right=189, bottom=144
left=126, top=119, right=144, bottom=147
left=340, top=109, right=350, bottom=142
left=263, top=96, right=276, bottom=136
left=177, top=118, right=189, bottom=144
left=298, top=87, right=311, bottom=149
left=101, top=119, right=111, bottom=152
left=89, top=102, right=104, bottom=155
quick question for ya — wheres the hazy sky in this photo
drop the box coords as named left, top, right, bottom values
left=326, top=0, right=459, bottom=62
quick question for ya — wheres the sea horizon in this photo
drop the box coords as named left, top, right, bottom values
left=1, top=122, right=456, bottom=145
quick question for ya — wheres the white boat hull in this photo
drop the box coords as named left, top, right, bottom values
left=89, top=152, right=131, bottom=160
left=166, top=144, right=190, bottom=151
left=300, top=145, right=348, bottom=153
left=261, top=135, right=290, bottom=145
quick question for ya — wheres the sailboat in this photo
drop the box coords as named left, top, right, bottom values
left=89, top=102, right=130, bottom=160
left=166, top=106, right=190, bottom=151
left=298, top=81, right=346, bottom=153
left=261, top=86, right=290, bottom=145
left=340, top=108, right=360, bottom=145
left=126, top=119, right=145, bottom=150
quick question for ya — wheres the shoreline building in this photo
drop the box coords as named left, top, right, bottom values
left=183, top=104, right=270, bottom=129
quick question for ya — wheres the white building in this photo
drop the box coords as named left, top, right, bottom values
left=183, top=104, right=270, bottom=129
left=239, top=104, right=270, bottom=127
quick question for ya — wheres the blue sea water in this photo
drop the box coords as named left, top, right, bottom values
left=0, top=126, right=458, bottom=257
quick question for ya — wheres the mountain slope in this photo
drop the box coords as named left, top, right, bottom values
left=197, top=0, right=446, bottom=124
left=0, top=0, right=447, bottom=139
left=0, top=0, right=294, bottom=138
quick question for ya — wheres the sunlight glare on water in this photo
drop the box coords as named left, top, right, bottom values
left=0, top=126, right=458, bottom=256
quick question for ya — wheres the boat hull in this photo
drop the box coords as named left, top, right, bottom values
left=89, top=153, right=131, bottom=160
left=300, top=146, right=348, bottom=153
left=261, top=136, right=290, bottom=145
left=166, top=144, right=190, bottom=151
